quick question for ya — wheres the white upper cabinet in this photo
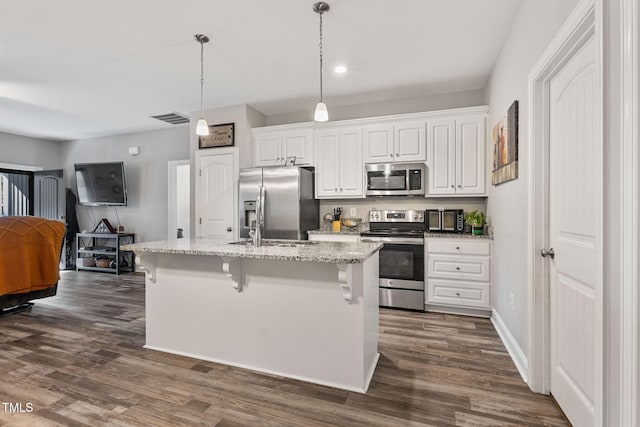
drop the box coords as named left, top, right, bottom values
left=363, top=120, right=426, bottom=163
left=427, top=115, right=486, bottom=196
left=456, top=116, right=485, bottom=195
left=252, top=106, right=487, bottom=199
left=254, top=127, right=313, bottom=166
left=315, top=127, right=364, bottom=199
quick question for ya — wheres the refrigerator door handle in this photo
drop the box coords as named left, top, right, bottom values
left=256, top=186, right=266, bottom=227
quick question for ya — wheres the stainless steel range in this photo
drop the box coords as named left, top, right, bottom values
left=361, top=210, right=425, bottom=311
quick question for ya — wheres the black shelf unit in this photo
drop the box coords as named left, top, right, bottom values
left=76, top=233, right=135, bottom=275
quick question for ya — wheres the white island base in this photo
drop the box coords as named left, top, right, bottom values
left=138, top=252, right=379, bottom=393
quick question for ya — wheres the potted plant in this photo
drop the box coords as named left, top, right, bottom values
left=465, top=210, right=486, bottom=235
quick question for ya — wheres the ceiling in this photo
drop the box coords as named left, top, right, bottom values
left=0, top=0, right=522, bottom=141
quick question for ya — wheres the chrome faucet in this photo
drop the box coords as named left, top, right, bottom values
left=251, top=186, right=265, bottom=247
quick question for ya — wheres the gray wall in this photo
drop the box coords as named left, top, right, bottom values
left=0, top=131, right=63, bottom=169
left=61, top=126, right=190, bottom=243
left=484, top=0, right=580, bottom=355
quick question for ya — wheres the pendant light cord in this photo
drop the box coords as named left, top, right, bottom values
left=200, top=39, right=205, bottom=117
left=319, top=12, right=324, bottom=102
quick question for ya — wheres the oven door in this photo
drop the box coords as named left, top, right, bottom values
left=362, top=237, right=424, bottom=290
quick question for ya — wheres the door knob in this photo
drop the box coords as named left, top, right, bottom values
left=540, top=248, right=555, bottom=259
left=226, top=227, right=232, bottom=232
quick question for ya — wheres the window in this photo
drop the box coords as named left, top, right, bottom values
left=0, top=169, right=34, bottom=216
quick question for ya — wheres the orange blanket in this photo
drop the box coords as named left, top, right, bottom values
left=0, top=216, right=65, bottom=296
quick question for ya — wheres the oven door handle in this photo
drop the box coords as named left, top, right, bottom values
left=361, top=236, right=424, bottom=245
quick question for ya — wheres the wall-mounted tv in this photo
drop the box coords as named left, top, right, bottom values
left=74, top=162, right=127, bottom=206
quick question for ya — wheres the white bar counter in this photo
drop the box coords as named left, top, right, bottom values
left=122, top=238, right=382, bottom=393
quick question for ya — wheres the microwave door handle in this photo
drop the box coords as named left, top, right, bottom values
left=439, top=212, right=443, bottom=231
left=405, top=171, right=410, bottom=191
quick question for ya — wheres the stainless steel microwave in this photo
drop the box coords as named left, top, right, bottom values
left=365, top=163, right=425, bottom=196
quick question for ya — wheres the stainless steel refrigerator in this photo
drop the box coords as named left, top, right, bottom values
left=239, top=166, right=319, bottom=240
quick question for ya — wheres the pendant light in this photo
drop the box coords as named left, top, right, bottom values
left=313, top=2, right=330, bottom=122
left=194, top=34, right=210, bottom=136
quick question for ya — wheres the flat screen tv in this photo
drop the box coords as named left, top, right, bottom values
left=74, top=162, right=127, bottom=206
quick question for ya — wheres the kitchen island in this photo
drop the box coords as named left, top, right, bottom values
left=121, top=238, right=382, bottom=393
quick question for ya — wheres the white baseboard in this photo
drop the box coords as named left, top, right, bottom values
left=491, top=308, right=529, bottom=384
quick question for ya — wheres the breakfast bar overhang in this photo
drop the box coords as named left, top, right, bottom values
left=122, top=238, right=382, bottom=393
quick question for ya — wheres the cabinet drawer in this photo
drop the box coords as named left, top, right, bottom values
left=426, top=239, right=491, bottom=256
left=427, top=254, right=490, bottom=282
left=427, top=279, right=491, bottom=309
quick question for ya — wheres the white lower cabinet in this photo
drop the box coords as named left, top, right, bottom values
left=425, top=238, right=492, bottom=316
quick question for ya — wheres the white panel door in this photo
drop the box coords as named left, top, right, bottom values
left=363, top=124, right=394, bottom=163
left=427, top=119, right=456, bottom=195
left=338, top=128, right=364, bottom=197
left=282, top=130, right=313, bottom=165
left=197, top=152, right=235, bottom=237
left=315, top=131, right=340, bottom=197
left=395, top=121, right=426, bottom=162
left=255, top=134, right=281, bottom=166
left=456, top=116, right=486, bottom=195
left=34, top=169, right=64, bottom=221
left=549, top=36, right=598, bottom=427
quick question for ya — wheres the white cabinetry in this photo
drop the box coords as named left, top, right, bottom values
left=363, top=121, right=426, bottom=163
left=254, top=127, right=313, bottom=166
left=425, top=238, right=492, bottom=316
left=315, top=127, right=365, bottom=199
left=427, top=115, right=486, bottom=196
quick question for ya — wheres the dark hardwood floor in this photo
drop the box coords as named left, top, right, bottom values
left=0, top=271, right=569, bottom=426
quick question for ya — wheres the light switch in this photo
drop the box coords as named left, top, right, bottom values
left=350, top=208, right=356, bottom=216
left=128, top=146, right=140, bottom=156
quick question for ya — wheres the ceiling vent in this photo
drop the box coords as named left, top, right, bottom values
left=150, top=112, right=189, bottom=125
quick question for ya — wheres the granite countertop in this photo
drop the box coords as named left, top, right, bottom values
left=121, top=238, right=383, bottom=264
left=424, top=232, right=494, bottom=240
left=307, top=227, right=366, bottom=235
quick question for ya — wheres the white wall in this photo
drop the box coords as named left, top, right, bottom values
left=0, top=131, right=63, bottom=170
left=188, top=104, right=266, bottom=237
left=61, top=126, right=189, bottom=243
left=266, top=90, right=485, bottom=126
left=484, top=0, right=580, bottom=355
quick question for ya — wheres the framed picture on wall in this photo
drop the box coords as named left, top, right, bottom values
left=492, top=101, right=519, bottom=185
left=198, top=122, right=235, bottom=149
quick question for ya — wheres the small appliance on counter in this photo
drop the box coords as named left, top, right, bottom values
left=361, top=209, right=426, bottom=311
left=425, top=208, right=464, bottom=233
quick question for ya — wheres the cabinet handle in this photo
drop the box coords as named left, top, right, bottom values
left=456, top=266, right=460, bottom=271
left=335, top=188, right=338, bottom=192
left=456, top=246, right=460, bottom=250
left=340, top=188, right=343, bottom=191
left=396, top=153, right=399, bottom=157
left=456, top=292, right=460, bottom=296
left=451, top=185, right=455, bottom=189
left=226, top=227, right=232, bottom=232
left=389, top=153, right=394, bottom=157
left=458, top=185, right=461, bottom=188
